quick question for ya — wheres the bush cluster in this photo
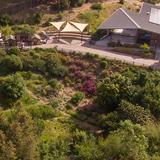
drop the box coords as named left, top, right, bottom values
left=70, top=92, right=85, bottom=105
left=1, top=74, right=25, bottom=104
left=56, top=0, right=86, bottom=10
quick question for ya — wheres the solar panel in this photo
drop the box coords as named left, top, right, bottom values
left=149, top=8, right=160, bottom=25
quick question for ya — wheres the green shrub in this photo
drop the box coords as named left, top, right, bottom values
left=46, top=53, right=68, bottom=77
left=83, top=52, right=96, bottom=60
left=58, top=0, right=70, bottom=10
left=38, top=123, right=70, bottom=160
left=49, top=79, right=59, bottom=89
left=1, top=74, right=25, bottom=103
left=27, top=13, right=43, bottom=25
left=0, top=48, right=6, bottom=55
left=96, top=73, right=134, bottom=111
left=13, top=25, right=35, bottom=35
left=0, top=25, right=14, bottom=37
left=98, top=112, right=120, bottom=131
left=54, top=65, right=69, bottom=77
left=0, top=54, right=23, bottom=73
left=70, top=92, right=85, bottom=105
left=100, top=60, right=108, bottom=69
left=0, top=14, right=13, bottom=26
left=31, top=59, right=46, bottom=73
left=118, top=100, right=154, bottom=125
left=74, top=135, right=103, bottom=160
left=32, top=13, right=43, bottom=25
left=28, top=105, right=55, bottom=120
left=102, top=120, right=149, bottom=160
left=91, top=3, right=102, bottom=10
left=73, top=129, right=88, bottom=143
left=51, top=99, right=59, bottom=108
left=7, top=47, right=21, bottom=55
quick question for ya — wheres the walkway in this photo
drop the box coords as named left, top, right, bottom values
left=32, top=42, right=159, bottom=69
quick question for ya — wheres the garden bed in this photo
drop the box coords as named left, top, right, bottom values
left=112, top=46, right=155, bottom=59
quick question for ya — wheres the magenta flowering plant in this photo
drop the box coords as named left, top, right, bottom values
left=80, top=79, right=97, bottom=95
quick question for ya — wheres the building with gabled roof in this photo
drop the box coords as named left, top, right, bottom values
left=98, top=2, right=160, bottom=47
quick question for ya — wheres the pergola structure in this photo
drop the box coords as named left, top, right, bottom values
left=49, top=21, right=89, bottom=42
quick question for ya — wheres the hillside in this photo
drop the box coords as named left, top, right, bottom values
left=1, top=0, right=160, bottom=160
left=7, top=0, right=141, bottom=34
left=0, top=47, right=160, bottom=159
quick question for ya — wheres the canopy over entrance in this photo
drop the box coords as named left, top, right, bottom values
left=61, top=22, right=80, bottom=32
left=50, top=21, right=66, bottom=31
left=49, top=21, right=90, bottom=43
left=69, top=21, right=88, bottom=32
left=50, top=21, right=89, bottom=32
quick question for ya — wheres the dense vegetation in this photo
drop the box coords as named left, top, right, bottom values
left=1, top=0, right=160, bottom=160
left=0, top=47, right=160, bottom=160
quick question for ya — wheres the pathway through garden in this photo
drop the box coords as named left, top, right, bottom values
left=27, top=88, right=102, bottom=133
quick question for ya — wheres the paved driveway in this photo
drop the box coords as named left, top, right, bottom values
left=31, top=43, right=159, bottom=69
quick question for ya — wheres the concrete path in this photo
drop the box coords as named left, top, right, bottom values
left=31, top=42, right=159, bottom=69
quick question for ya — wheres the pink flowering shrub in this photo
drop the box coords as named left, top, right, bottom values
left=80, top=79, right=96, bottom=95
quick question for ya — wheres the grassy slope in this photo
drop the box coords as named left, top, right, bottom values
left=4, top=0, right=141, bottom=34
left=0, top=48, right=148, bottom=133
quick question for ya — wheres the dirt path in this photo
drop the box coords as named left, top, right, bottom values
left=26, top=89, right=49, bottom=105
left=27, top=88, right=102, bottom=133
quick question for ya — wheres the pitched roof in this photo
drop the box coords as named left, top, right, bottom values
left=98, top=8, right=139, bottom=29
left=99, top=2, right=160, bottom=34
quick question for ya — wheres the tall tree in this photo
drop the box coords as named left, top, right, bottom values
left=8, top=106, right=39, bottom=160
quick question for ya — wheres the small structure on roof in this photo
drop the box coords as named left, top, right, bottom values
left=98, top=2, right=160, bottom=47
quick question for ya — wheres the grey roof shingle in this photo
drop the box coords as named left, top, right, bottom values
left=98, top=2, right=160, bottom=34
left=98, top=9, right=138, bottom=29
